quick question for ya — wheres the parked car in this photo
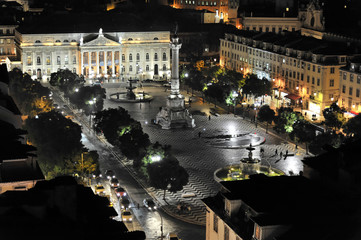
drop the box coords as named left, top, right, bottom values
left=143, top=198, right=157, bottom=211
left=115, top=187, right=127, bottom=198
left=121, top=210, right=133, bottom=222
left=110, top=178, right=119, bottom=188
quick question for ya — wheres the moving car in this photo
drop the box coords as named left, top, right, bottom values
left=94, top=185, right=105, bottom=195
left=166, top=232, right=179, bottom=240
left=105, top=170, right=115, bottom=179
left=121, top=210, right=133, bottom=222
left=110, top=178, right=119, bottom=188
left=120, top=197, right=130, bottom=210
left=143, top=198, right=157, bottom=211
left=115, top=187, right=127, bottom=198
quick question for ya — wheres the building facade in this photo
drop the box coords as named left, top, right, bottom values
left=339, top=62, right=361, bottom=114
left=0, top=24, right=21, bottom=63
left=20, top=28, right=171, bottom=82
left=219, top=30, right=359, bottom=114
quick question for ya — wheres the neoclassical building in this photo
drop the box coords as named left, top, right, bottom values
left=20, top=28, right=171, bottom=82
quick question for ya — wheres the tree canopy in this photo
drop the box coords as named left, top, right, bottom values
left=257, top=105, right=275, bottom=133
left=49, top=69, right=85, bottom=97
left=322, top=103, right=346, bottom=130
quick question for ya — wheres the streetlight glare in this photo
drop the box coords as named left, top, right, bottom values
left=151, top=155, right=162, bottom=162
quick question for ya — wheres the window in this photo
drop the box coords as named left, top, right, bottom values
left=57, top=56, right=61, bottom=65
left=318, top=66, right=321, bottom=73
left=342, top=85, right=346, bottom=93
left=6, top=39, right=10, bottom=44
left=330, top=67, right=335, bottom=74
left=136, top=53, right=140, bottom=61
left=37, top=56, right=41, bottom=65
left=146, top=53, right=149, bottom=61
left=224, top=226, right=229, bottom=240
left=350, top=74, right=354, bottom=82
left=129, top=54, right=133, bottom=62
left=154, top=37, right=159, bottom=40
left=213, top=214, right=218, bottom=232
left=349, top=87, right=353, bottom=96
left=146, top=65, right=149, bottom=71
left=312, top=65, right=315, bottom=72
left=343, top=73, right=347, bottom=80
left=35, top=40, right=41, bottom=43
left=357, top=89, right=360, bottom=98
left=307, top=64, right=310, bottom=70
left=312, top=77, right=315, bottom=84
left=358, top=76, right=361, bottom=84
left=307, top=76, right=310, bottom=83
left=163, top=64, right=166, bottom=71
left=65, top=55, right=68, bottom=65
left=55, top=40, right=61, bottom=43
left=122, top=54, right=125, bottom=61
left=73, top=56, right=76, bottom=64
left=46, top=56, right=50, bottom=65
left=162, top=52, right=166, bottom=61
left=129, top=65, right=133, bottom=72
left=154, top=53, right=158, bottom=61
left=317, top=78, right=320, bottom=86
left=27, top=56, right=32, bottom=65
left=330, top=79, right=334, bottom=87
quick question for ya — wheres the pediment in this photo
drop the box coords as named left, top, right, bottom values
left=82, top=35, right=120, bottom=47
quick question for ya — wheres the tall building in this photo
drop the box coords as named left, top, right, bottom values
left=219, top=30, right=360, bottom=115
left=339, top=60, right=361, bottom=114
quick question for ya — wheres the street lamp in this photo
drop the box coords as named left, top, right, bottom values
left=232, top=91, right=238, bottom=116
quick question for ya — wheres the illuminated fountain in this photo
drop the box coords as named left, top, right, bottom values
left=109, top=80, right=153, bottom=103
left=214, top=143, right=284, bottom=182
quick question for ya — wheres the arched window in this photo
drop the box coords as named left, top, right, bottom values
left=154, top=37, right=159, bottom=40
left=71, top=39, right=77, bottom=42
left=162, top=52, right=166, bottom=61
left=37, top=56, right=41, bottom=65
left=129, top=65, right=133, bottom=72
left=63, top=39, right=69, bottom=42
left=35, top=40, right=41, bottom=43
left=163, top=64, right=166, bottom=71
left=128, top=38, right=133, bottom=41
left=154, top=53, right=158, bottom=61
left=136, top=53, right=140, bottom=61
left=129, top=53, right=133, bottom=62
left=146, top=53, right=149, bottom=61
left=55, top=40, right=61, bottom=43
left=146, top=65, right=149, bottom=71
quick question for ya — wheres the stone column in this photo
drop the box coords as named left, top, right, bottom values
left=96, top=51, right=99, bottom=75
left=111, top=50, right=115, bottom=75
left=170, top=37, right=182, bottom=96
left=81, top=51, right=84, bottom=75
left=104, top=51, right=107, bottom=75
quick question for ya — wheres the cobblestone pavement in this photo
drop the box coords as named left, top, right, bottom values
left=103, top=83, right=307, bottom=225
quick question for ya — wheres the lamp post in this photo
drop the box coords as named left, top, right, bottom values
left=232, top=91, right=238, bottom=117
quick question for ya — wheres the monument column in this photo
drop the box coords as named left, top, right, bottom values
left=96, top=51, right=99, bottom=76
left=170, top=37, right=182, bottom=96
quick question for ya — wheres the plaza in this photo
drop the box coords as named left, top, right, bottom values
left=102, top=81, right=307, bottom=225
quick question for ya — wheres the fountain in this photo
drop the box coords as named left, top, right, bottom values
left=109, top=80, right=153, bottom=103
left=214, top=143, right=284, bottom=182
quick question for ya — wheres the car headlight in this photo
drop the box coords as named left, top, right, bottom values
left=129, top=218, right=132, bottom=221
left=154, top=206, right=157, bottom=209
left=124, top=193, right=127, bottom=196
left=117, top=193, right=120, bottom=197
left=148, top=207, right=151, bottom=210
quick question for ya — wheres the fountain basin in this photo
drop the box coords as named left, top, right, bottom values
left=109, top=92, right=153, bottom=103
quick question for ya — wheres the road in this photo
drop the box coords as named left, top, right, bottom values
left=49, top=84, right=205, bottom=240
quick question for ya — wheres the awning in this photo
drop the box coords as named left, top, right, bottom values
left=284, top=94, right=301, bottom=101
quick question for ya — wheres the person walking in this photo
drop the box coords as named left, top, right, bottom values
left=208, top=115, right=211, bottom=121
left=275, top=149, right=278, bottom=155
left=280, top=151, right=283, bottom=159
left=198, top=131, right=202, bottom=138
left=286, top=150, right=288, bottom=156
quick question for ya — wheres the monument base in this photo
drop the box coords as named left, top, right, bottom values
left=155, top=95, right=195, bottom=129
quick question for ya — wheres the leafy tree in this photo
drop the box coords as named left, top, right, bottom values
left=290, top=120, right=316, bottom=154
left=322, top=103, right=346, bottom=130
left=25, top=111, right=83, bottom=178
left=218, top=69, right=245, bottom=90
left=49, top=69, right=85, bottom=97
left=257, top=105, right=275, bottom=133
left=309, top=132, right=344, bottom=155
left=66, top=150, right=99, bottom=177
left=205, top=84, right=225, bottom=107
left=344, top=114, right=361, bottom=139
left=242, top=74, right=272, bottom=98
left=69, top=85, right=106, bottom=115
left=274, top=107, right=299, bottom=134
left=93, top=107, right=133, bottom=145
left=8, top=68, right=52, bottom=116
left=147, top=155, right=189, bottom=200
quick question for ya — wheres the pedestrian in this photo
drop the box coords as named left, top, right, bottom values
left=137, top=203, right=140, bottom=209
left=286, top=150, right=288, bottom=156
left=208, top=115, right=211, bottom=121
left=295, top=144, right=298, bottom=150
left=198, top=131, right=202, bottom=138
left=275, top=149, right=278, bottom=155
left=280, top=151, right=283, bottom=159
left=305, top=111, right=307, bottom=116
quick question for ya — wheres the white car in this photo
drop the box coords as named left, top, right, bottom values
left=143, top=198, right=157, bottom=211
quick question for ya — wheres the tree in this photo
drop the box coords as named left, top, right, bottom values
left=290, top=120, right=316, bottom=154
left=257, top=105, right=275, bottom=133
left=322, top=102, right=346, bottom=130
left=344, top=114, right=361, bottom=139
left=49, top=69, right=85, bottom=97
left=69, top=85, right=106, bottom=115
left=25, top=111, right=84, bottom=178
left=66, top=150, right=99, bottom=177
left=274, top=107, right=299, bottom=134
left=242, top=74, right=272, bottom=99
left=147, top=155, right=189, bottom=200
left=205, top=84, right=225, bottom=107
left=309, top=132, right=344, bottom=155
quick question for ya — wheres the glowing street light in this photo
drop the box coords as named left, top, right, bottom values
left=151, top=155, right=162, bottom=162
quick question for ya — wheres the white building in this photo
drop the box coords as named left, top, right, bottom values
left=20, top=28, right=171, bottom=82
